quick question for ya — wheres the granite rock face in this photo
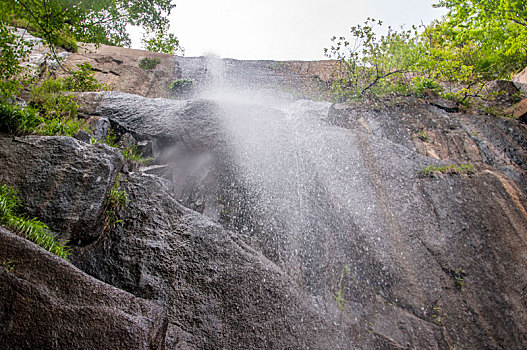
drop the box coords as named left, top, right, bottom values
left=0, top=227, right=167, bottom=350
left=68, top=84, right=527, bottom=349
left=0, top=136, right=124, bottom=245
left=72, top=173, right=352, bottom=350
left=1, top=54, right=526, bottom=349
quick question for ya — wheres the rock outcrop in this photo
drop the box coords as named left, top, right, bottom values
left=0, top=136, right=124, bottom=245
left=0, top=227, right=167, bottom=350
left=513, top=66, right=527, bottom=92
left=1, top=50, right=526, bottom=349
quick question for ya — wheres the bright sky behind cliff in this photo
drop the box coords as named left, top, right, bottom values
left=132, top=0, right=447, bottom=60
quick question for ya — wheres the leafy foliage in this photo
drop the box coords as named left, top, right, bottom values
left=143, top=31, right=181, bottom=55
left=0, top=0, right=178, bottom=103
left=90, top=129, right=119, bottom=148
left=434, top=0, right=527, bottom=75
left=121, top=145, right=153, bottom=165
left=0, top=103, right=39, bottom=133
left=0, top=63, right=106, bottom=136
left=0, top=183, right=70, bottom=259
left=325, top=18, right=421, bottom=100
left=139, top=57, right=161, bottom=70
left=63, top=62, right=108, bottom=92
left=27, top=63, right=106, bottom=136
left=326, top=1, right=526, bottom=103
left=0, top=24, right=32, bottom=102
left=1, top=0, right=178, bottom=48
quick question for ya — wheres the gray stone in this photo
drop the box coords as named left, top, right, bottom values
left=0, top=136, right=124, bottom=245
left=72, top=89, right=527, bottom=349
left=512, top=66, right=527, bottom=93
left=71, top=172, right=446, bottom=350
left=95, top=92, right=223, bottom=152
left=0, top=227, right=167, bottom=350
left=86, top=115, right=111, bottom=140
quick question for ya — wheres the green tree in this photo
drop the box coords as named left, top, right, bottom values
left=325, top=0, right=527, bottom=102
left=324, top=19, right=422, bottom=99
left=433, top=0, right=527, bottom=77
left=0, top=0, right=180, bottom=101
left=1, top=0, right=179, bottom=48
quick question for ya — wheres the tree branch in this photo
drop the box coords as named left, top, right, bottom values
left=360, top=69, right=405, bottom=97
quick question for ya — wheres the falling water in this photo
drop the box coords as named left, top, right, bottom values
left=178, top=55, right=401, bottom=311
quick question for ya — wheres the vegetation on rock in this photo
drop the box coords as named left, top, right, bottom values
left=0, top=63, right=106, bottom=136
left=0, top=183, right=70, bottom=259
left=169, top=78, right=193, bottom=91
left=325, top=0, right=526, bottom=104
left=103, top=174, right=128, bottom=232
left=139, top=57, right=161, bottom=70
left=0, top=0, right=180, bottom=49
left=420, top=164, right=474, bottom=177
left=0, top=0, right=179, bottom=104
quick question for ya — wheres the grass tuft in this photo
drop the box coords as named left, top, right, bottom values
left=420, top=164, right=474, bottom=177
left=0, top=183, right=70, bottom=259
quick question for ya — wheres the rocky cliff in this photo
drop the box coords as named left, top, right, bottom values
left=0, top=48, right=526, bottom=349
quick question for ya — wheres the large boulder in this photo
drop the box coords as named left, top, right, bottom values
left=0, top=227, right=167, bottom=349
left=94, top=92, right=223, bottom=150
left=0, top=136, right=124, bottom=245
left=71, top=173, right=350, bottom=350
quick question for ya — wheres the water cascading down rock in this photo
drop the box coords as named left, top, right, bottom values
left=1, top=55, right=526, bottom=349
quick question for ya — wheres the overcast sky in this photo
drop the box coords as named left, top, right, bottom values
left=131, top=0, right=447, bottom=60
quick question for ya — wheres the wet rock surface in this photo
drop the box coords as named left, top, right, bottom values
left=72, top=173, right=348, bottom=349
left=1, top=53, right=526, bottom=349
left=0, top=135, right=124, bottom=245
left=0, top=227, right=167, bottom=350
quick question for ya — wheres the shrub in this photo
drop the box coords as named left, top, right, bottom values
left=324, top=19, right=421, bottom=100
left=411, top=76, right=441, bottom=96
left=90, top=129, right=119, bottom=147
left=63, top=63, right=107, bottom=92
left=139, top=57, right=161, bottom=70
left=27, top=64, right=106, bottom=137
left=0, top=183, right=70, bottom=259
left=0, top=103, right=40, bottom=133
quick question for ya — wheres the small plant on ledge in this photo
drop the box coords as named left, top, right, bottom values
left=139, top=57, right=161, bottom=70
left=121, top=145, right=153, bottom=166
left=415, top=129, right=430, bottom=143
left=103, top=174, right=128, bottom=232
left=0, top=183, right=70, bottom=259
left=169, top=79, right=193, bottom=92
left=420, top=164, right=474, bottom=177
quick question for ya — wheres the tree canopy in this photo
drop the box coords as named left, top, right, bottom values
left=325, top=0, right=526, bottom=102
left=0, top=0, right=179, bottom=48
left=433, top=0, right=527, bottom=78
left=0, top=0, right=180, bottom=102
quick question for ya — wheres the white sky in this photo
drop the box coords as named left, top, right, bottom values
left=131, top=0, right=447, bottom=60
